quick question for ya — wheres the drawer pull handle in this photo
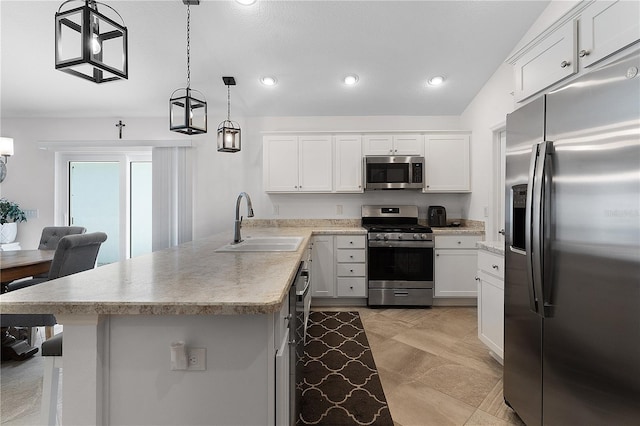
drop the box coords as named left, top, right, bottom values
left=457, top=241, right=461, bottom=244
left=349, top=241, right=353, bottom=244
left=560, top=60, right=571, bottom=68
left=492, top=264, right=499, bottom=269
left=349, top=255, right=354, bottom=258
left=350, top=286, right=354, bottom=290
left=394, top=291, right=409, bottom=297
left=350, top=269, right=353, bottom=273
left=579, top=49, right=590, bottom=58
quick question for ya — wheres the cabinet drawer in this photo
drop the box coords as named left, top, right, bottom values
left=336, top=249, right=366, bottom=263
left=337, top=278, right=367, bottom=297
left=435, top=235, right=481, bottom=249
left=477, top=250, right=504, bottom=279
left=336, top=235, right=366, bottom=249
left=336, top=263, right=366, bottom=277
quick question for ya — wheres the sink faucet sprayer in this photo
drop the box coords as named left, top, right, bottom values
left=233, top=192, right=254, bottom=244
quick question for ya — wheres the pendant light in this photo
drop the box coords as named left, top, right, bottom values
left=217, top=77, right=241, bottom=152
left=170, top=1, right=207, bottom=135
left=55, top=0, right=128, bottom=83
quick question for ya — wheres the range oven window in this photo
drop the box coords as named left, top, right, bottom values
left=368, top=246, right=434, bottom=282
left=367, top=163, right=409, bottom=184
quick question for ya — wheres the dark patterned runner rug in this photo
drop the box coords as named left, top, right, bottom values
left=298, top=311, right=394, bottom=425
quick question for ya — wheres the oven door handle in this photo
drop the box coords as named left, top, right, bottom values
left=368, top=240, right=434, bottom=248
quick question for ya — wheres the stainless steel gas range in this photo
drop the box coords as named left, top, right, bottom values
left=362, top=205, right=434, bottom=307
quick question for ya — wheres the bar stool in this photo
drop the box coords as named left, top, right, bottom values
left=40, top=332, right=63, bottom=426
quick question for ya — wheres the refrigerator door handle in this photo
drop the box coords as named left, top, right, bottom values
left=525, top=140, right=550, bottom=317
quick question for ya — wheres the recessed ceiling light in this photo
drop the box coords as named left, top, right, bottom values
left=428, top=76, right=445, bottom=86
left=260, top=76, right=277, bottom=86
left=236, top=0, right=256, bottom=5
left=344, top=74, right=359, bottom=85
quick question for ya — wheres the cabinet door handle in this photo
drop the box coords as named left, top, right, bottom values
left=578, top=49, right=590, bottom=58
left=492, top=264, right=499, bottom=269
left=560, top=60, right=571, bottom=68
left=498, top=228, right=505, bottom=235
left=475, top=276, right=480, bottom=281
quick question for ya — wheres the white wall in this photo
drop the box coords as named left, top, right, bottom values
left=0, top=117, right=249, bottom=248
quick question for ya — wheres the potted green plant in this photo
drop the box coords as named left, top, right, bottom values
left=0, top=198, right=27, bottom=244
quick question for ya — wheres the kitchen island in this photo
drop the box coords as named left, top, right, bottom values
left=0, top=226, right=361, bottom=426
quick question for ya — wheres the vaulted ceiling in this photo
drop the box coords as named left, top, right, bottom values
left=0, top=0, right=549, bottom=119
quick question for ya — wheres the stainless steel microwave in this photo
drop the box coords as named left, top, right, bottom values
left=364, top=156, right=425, bottom=190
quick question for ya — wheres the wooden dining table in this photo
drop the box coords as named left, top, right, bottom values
left=0, top=250, right=54, bottom=288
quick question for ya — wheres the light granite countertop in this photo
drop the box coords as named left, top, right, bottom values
left=0, top=226, right=363, bottom=316
left=477, top=241, right=505, bottom=256
left=0, top=221, right=484, bottom=316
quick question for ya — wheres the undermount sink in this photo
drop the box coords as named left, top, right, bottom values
left=215, top=236, right=304, bottom=252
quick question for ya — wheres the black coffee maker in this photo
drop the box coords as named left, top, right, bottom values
left=427, top=206, right=447, bottom=227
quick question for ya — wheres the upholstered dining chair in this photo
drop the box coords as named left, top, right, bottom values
left=34, top=226, right=86, bottom=278
left=38, top=226, right=87, bottom=250
left=0, top=232, right=107, bottom=360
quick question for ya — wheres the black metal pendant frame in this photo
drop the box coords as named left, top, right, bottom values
left=170, top=88, right=208, bottom=135
left=55, top=0, right=128, bottom=83
left=217, top=76, right=240, bottom=152
left=217, top=120, right=241, bottom=152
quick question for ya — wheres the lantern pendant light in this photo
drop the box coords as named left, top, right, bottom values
left=217, top=77, right=241, bottom=153
left=55, top=0, right=128, bottom=83
left=170, top=1, right=207, bottom=135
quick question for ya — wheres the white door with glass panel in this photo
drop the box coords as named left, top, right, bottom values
left=64, top=154, right=152, bottom=264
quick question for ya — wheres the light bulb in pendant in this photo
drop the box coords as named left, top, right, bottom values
left=91, top=34, right=101, bottom=55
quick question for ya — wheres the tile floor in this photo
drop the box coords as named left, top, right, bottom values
left=322, top=306, right=524, bottom=426
left=1, top=308, right=523, bottom=426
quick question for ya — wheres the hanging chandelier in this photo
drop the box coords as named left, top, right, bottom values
left=55, top=0, right=128, bottom=83
left=170, top=0, right=207, bottom=135
left=217, top=77, right=241, bottom=152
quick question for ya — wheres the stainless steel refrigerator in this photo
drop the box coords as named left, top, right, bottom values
left=504, top=47, right=640, bottom=425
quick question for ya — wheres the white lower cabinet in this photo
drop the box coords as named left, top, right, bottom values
left=311, top=234, right=367, bottom=300
left=477, top=249, right=504, bottom=362
left=311, top=235, right=335, bottom=298
left=434, top=235, right=481, bottom=298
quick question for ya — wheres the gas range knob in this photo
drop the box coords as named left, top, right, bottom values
left=398, top=234, right=403, bottom=240
left=421, top=234, right=427, bottom=240
left=413, top=234, right=419, bottom=240
left=375, top=233, right=383, bottom=241
left=383, top=235, right=389, bottom=241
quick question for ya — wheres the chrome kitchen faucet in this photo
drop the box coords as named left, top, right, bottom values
left=233, top=192, right=254, bottom=244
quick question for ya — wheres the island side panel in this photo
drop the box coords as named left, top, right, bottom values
left=107, top=314, right=273, bottom=426
left=56, top=314, right=110, bottom=426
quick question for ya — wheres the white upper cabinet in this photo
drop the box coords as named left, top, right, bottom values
left=579, top=0, right=640, bottom=68
left=513, top=19, right=578, bottom=102
left=263, top=135, right=332, bottom=193
left=424, top=134, right=471, bottom=192
left=298, top=136, right=333, bottom=192
left=263, top=135, right=299, bottom=192
left=509, top=1, right=640, bottom=102
left=334, top=135, right=363, bottom=193
left=363, top=134, right=422, bottom=156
